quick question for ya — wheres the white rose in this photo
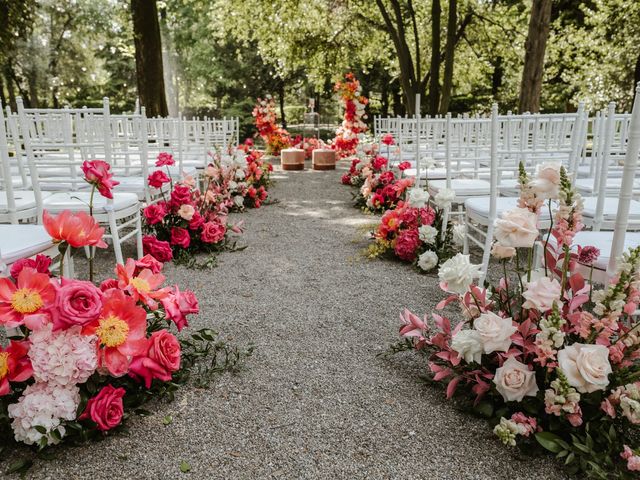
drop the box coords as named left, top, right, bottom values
left=474, top=312, right=517, bottom=354
left=434, top=188, right=456, bottom=208
left=438, top=253, right=482, bottom=295
left=233, top=195, right=245, bottom=208
left=451, top=329, right=483, bottom=364
left=235, top=169, right=246, bottom=180
left=529, top=162, right=561, bottom=200
left=228, top=180, right=238, bottom=191
left=557, top=344, right=612, bottom=393
left=494, top=207, right=539, bottom=248
left=493, top=356, right=539, bottom=402
left=418, top=250, right=439, bottom=272
left=491, top=243, right=516, bottom=259
left=408, top=188, right=429, bottom=208
left=418, top=225, right=438, bottom=243
left=452, top=224, right=466, bottom=246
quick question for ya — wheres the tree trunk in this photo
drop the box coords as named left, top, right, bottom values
left=518, top=0, right=552, bottom=113
left=278, top=83, right=286, bottom=129
left=492, top=56, right=503, bottom=96
left=4, top=70, right=17, bottom=110
left=633, top=52, right=640, bottom=105
left=391, top=79, right=405, bottom=116
left=381, top=80, right=389, bottom=118
left=131, top=0, right=168, bottom=117
left=429, top=0, right=442, bottom=116
left=439, top=0, right=457, bottom=114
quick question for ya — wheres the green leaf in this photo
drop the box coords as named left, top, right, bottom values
left=180, top=461, right=191, bottom=473
left=163, top=415, right=173, bottom=425
left=5, top=458, right=33, bottom=475
left=535, top=432, right=565, bottom=453
left=34, top=425, right=47, bottom=434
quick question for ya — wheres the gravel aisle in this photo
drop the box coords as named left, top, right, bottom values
left=5, top=161, right=567, bottom=479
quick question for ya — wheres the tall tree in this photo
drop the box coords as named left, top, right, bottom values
left=131, top=0, right=168, bottom=117
left=429, top=0, right=441, bottom=115
left=439, top=0, right=457, bottom=114
left=518, top=0, right=552, bottom=113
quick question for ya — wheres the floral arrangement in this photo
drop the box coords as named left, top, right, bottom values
left=393, top=162, right=640, bottom=478
left=142, top=153, right=244, bottom=268
left=366, top=188, right=461, bottom=272
left=252, top=96, right=291, bottom=156
left=355, top=164, right=414, bottom=213
left=0, top=164, right=250, bottom=461
left=332, top=73, right=368, bottom=158
left=292, top=136, right=326, bottom=160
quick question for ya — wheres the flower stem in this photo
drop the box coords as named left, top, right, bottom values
left=543, top=199, right=553, bottom=275
left=88, top=185, right=96, bottom=282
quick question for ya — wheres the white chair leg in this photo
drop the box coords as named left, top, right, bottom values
left=463, top=212, right=470, bottom=255
left=135, top=211, right=143, bottom=259
left=107, top=212, right=124, bottom=265
left=479, top=223, right=494, bottom=285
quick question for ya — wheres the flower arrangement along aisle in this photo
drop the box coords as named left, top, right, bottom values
left=142, top=154, right=244, bottom=269
left=332, top=73, right=368, bottom=158
left=392, top=163, right=640, bottom=478
left=366, top=187, right=461, bottom=272
left=252, top=96, right=291, bottom=156
left=0, top=170, right=251, bottom=466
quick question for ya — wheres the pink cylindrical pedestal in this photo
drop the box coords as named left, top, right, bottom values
left=281, top=148, right=305, bottom=171
left=312, top=149, right=336, bottom=170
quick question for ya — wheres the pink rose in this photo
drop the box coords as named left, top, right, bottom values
left=530, top=163, right=561, bottom=200
left=394, top=228, right=420, bottom=261
left=170, top=227, right=191, bottom=248
left=81, top=160, right=119, bottom=199
left=201, top=222, right=226, bottom=244
left=10, top=254, right=52, bottom=279
left=148, top=330, right=181, bottom=372
left=161, top=287, right=199, bottom=331
left=398, top=161, right=411, bottom=171
left=147, top=170, right=170, bottom=189
left=372, top=156, right=388, bottom=171
left=53, top=279, right=103, bottom=329
left=135, top=254, right=163, bottom=274
left=99, top=278, right=119, bottom=292
left=177, top=204, right=195, bottom=221
left=189, top=211, right=205, bottom=230
left=381, top=134, right=395, bottom=146
left=143, top=235, right=173, bottom=263
left=493, top=356, right=539, bottom=402
left=155, top=152, right=175, bottom=167
left=494, top=207, right=539, bottom=248
left=143, top=203, right=166, bottom=225
left=128, top=350, right=172, bottom=388
left=378, top=171, right=395, bottom=185
left=79, top=384, right=125, bottom=431
left=522, top=277, right=561, bottom=311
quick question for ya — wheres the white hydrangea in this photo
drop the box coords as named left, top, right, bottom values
left=28, top=325, right=98, bottom=387
left=418, top=225, right=438, bottom=244
left=417, top=250, right=439, bottom=272
left=228, top=180, right=238, bottom=191
left=8, top=383, right=79, bottom=446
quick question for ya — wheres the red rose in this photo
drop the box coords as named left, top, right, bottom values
left=382, top=134, right=395, bottom=146
left=148, top=330, right=181, bottom=372
left=143, top=203, right=166, bottom=225
left=82, top=160, right=119, bottom=199
left=170, top=227, right=191, bottom=248
left=143, top=235, right=173, bottom=263
left=155, top=152, right=175, bottom=167
left=379, top=171, right=395, bottom=185
left=147, top=170, right=170, bottom=189
left=248, top=186, right=257, bottom=198
left=398, top=161, right=411, bottom=171
left=372, top=156, right=388, bottom=171
left=188, top=211, right=205, bottom=230
left=170, top=184, right=192, bottom=209
left=341, top=174, right=351, bottom=185
left=381, top=184, right=398, bottom=202
left=79, top=384, right=125, bottom=431
left=200, top=222, right=226, bottom=244
left=258, top=186, right=268, bottom=201
left=394, top=228, right=420, bottom=261
left=10, top=254, right=51, bottom=279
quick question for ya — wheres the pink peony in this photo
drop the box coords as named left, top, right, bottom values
left=394, top=228, right=420, bottom=261
left=142, top=235, right=173, bottom=263
left=79, top=384, right=125, bottom=431
left=170, top=227, right=191, bottom=249
left=201, top=222, right=226, bottom=244
left=143, top=203, right=166, bottom=225
left=155, top=152, right=175, bottom=167
left=147, top=170, right=170, bottom=189
left=52, top=278, right=103, bottom=329
left=81, top=160, right=119, bottom=199
left=10, top=254, right=52, bottom=279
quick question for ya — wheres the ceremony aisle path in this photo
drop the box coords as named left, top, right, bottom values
left=12, top=162, right=567, bottom=479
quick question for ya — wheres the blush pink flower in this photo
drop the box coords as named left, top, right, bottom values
left=522, top=277, right=561, bottom=312
left=177, top=204, right=195, bottom=221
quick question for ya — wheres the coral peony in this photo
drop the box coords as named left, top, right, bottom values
left=82, top=160, right=119, bottom=199
left=43, top=210, right=107, bottom=248
left=116, top=258, right=168, bottom=310
left=135, top=254, right=163, bottom=274
left=0, top=267, right=56, bottom=328
left=10, top=254, right=52, bottom=279
left=80, top=384, right=126, bottom=431
left=0, top=341, right=33, bottom=396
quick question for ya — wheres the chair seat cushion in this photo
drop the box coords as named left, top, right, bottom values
left=404, top=167, right=448, bottom=179
left=0, top=225, right=54, bottom=265
left=42, top=192, right=139, bottom=213
left=549, top=231, right=640, bottom=271
left=0, top=191, right=51, bottom=212
left=465, top=196, right=552, bottom=222
left=581, top=197, right=640, bottom=220
left=575, top=178, right=639, bottom=194
left=429, top=179, right=491, bottom=196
